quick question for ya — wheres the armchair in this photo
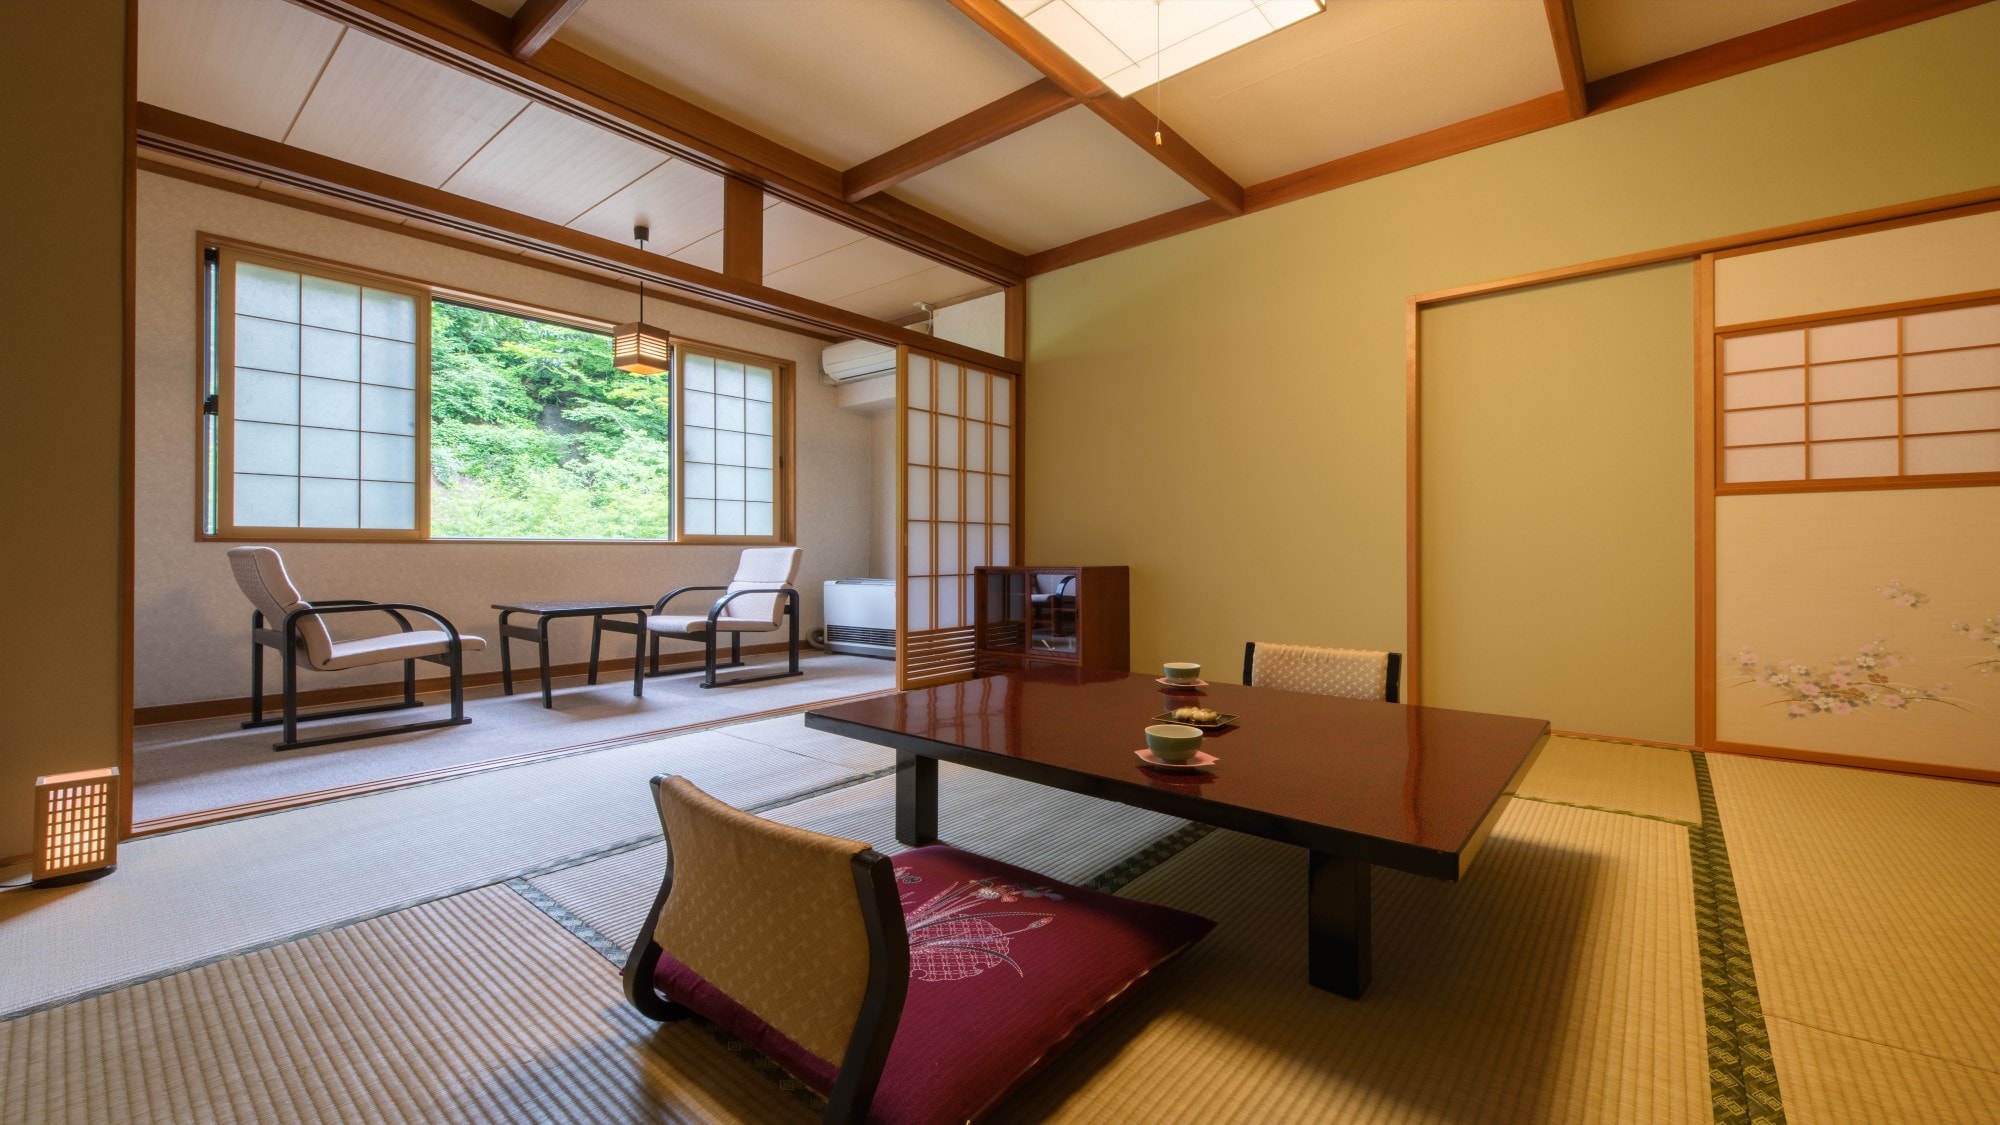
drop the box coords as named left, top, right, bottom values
left=638, top=546, right=803, bottom=688
left=227, top=546, right=485, bottom=751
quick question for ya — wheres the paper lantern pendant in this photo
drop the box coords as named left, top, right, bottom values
left=614, top=224, right=671, bottom=375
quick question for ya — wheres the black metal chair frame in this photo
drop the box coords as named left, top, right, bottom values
left=637, top=584, right=802, bottom=688
left=244, top=601, right=473, bottom=752
left=1242, top=641, right=1403, bottom=703
left=623, top=774, right=910, bottom=1124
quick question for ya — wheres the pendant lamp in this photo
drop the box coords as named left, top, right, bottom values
left=614, top=224, right=672, bottom=374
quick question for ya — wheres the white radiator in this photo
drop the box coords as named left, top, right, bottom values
left=824, top=579, right=895, bottom=659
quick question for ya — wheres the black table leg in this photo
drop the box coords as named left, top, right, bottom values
left=537, top=617, right=554, bottom=708
left=630, top=612, right=646, bottom=698
left=587, top=618, right=603, bottom=685
left=498, top=610, right=516, bottom=695
left=896, top=750, right=938, bottom=846
left=1307, top=850, right=1372, bottom=999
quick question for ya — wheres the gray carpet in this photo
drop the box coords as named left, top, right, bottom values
left=134, top=652, right=895, bottom=823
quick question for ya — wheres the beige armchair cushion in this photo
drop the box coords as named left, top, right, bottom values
left=228, top=545, right=483, bottom=671
left=721, top=547, right=803, bottom=627
left=651, top=775, right=874, bottom=1066
left=645, top=613, right=781, bottom=635
left=228, top=546, right=335, bottom=668
left=318, top=629, right=486, bottom=670
left=1251, top=642, right=1392, bottom=701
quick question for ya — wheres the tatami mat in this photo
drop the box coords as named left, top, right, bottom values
left=0, top=729, right=863, bottom=1018
left=1765, top=1016, right=2000, bottom=1124
left=711, top=713, right=896, bottom=772
left=1518, top=736, right=1701, bottom=825
left=1706, top=753, right=2000, bottom=1120
left=991, top=801, right=1706, bottom=1124
left=528, top=765, right=1187, bottom=958
left=0, top=885, right=816, bottom=1125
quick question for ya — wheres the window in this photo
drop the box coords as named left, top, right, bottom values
left=675, top=346, right=783, bottom=540
left=205, top=246, right=426, bottom=538
left=200, top=238, right=790, bottom=543
left=1717, top=296, right=2000, bottom=488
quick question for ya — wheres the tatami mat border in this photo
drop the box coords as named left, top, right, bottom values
left=1515, top=793, right=1702, bottom=828
left=1693, top=751, right=1787, bottom=1125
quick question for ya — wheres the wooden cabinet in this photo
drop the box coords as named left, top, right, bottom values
left=973, top=566, right=1129, bottom=673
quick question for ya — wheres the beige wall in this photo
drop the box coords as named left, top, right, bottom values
left=1420, top=264, right=1694, bottom=741
left=136, top=172, right=875, bottom=707
left=0, top=4, right=127, bottom=860
left=1024, top=6, right=2000, bottom=738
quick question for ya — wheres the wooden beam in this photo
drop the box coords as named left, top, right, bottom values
left=1542, top=0, right=1589, bottom=119
left=944, top=0, right=1244, bottom=215
left=722, top=176, right=763, bottom=283
left=843, top=78, right=1075, bottom=202
left=1027, top=200, right=1232, bottom=275
left=138, top=104, right=1022, bottom=374
left=1249, top=92, right=1571, bottom=211
left=508, top=0, right=588, bottom=59
left=1587, top=0, right=1990, bottom=113
left=285, top=0, right=1027, bottom=284
left=136, top=156, right=843, bottom=342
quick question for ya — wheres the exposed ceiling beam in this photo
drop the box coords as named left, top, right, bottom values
left=1587, top=0, right=1990, bottom=112
left=508, top=0, right=589, bottom=59
left=1026, top=0, right=1988, bottom=275
left=944, top=0, right=1245, bottom=215
left=136, top=155, right=844, bottom=342
left=721, top=176, right=762, bottom=284
left=285, top=0, right=1026, bottom=284
left=138, top=103, right=1021, bottom=374
left=843, top=78, right=1075, bottom=202
left=1541, top=0, right=1590, bottom=119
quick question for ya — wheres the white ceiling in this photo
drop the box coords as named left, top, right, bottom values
left=140, top=0, right=1923, bottom=328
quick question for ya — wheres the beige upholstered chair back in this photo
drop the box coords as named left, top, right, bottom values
left=1250, top=642, right=1392, bottom=702
left=722, top=547, right=802, bottom=627
left=228, top=546, right=335, bottom=668
left=651, top=775, right=875, bottom=1066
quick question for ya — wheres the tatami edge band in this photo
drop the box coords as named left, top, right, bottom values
left=1512, top=793, right=1702, bottom=829
left=0, top=762, right=899, bottom=1025
left=1692, top=751, right=1787, bottom=1125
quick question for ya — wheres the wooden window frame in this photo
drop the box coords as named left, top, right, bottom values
left=203, top=238, right=432, bottom=542
left=1713, top=289, right=2000, bottom=495
left=199, top=235, right=800, bottom=546
left=670, top=339, right=797, bottom=547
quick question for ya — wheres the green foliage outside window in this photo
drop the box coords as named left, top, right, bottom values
left=429, top=301, right=674, bottom=539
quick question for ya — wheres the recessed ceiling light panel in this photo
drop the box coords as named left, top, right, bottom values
left=1007, top=0, right=1327, bottom=97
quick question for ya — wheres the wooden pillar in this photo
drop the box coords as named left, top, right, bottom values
left=722, top=177, right=763, bottom=284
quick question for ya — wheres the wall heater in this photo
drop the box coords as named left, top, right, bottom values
left=823, top=578, right=895, bottom=659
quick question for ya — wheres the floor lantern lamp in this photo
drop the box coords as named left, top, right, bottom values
left=32, top=767, right=119, bottom=887
left=613, top=224, right=672, bottom=375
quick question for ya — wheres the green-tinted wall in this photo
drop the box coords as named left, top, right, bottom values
left=1025, top=6, right=2000, bottom=737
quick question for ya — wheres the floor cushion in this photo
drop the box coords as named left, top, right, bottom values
left=653, top=843, right=1214, bottom=1123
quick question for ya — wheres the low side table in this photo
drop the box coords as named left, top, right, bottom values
left=493, top=601, right=652, bottom=709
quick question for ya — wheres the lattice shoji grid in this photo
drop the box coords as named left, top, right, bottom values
left=898, top=349, right=1016, bottom=690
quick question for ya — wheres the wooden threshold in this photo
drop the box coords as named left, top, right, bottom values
left=1706, top=739, right=2000, bottom=786
left=130, top=682, right=900, bottom=837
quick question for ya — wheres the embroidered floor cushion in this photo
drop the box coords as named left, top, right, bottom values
left=652, top=843, right=1214, bottom=1124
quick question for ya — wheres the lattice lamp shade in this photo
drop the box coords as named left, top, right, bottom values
left=613, top=322, right=672, bottom=375
left=33, top=767, right=119, bottom=886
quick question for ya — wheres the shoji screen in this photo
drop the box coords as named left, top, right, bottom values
left=897, top=347, right=1017, bottom=690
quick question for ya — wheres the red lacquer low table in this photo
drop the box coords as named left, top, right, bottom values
left=805, top=667, right=1550, bottom=998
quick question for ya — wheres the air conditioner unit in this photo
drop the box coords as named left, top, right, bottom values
left=821, top=339, right=896, bottom=384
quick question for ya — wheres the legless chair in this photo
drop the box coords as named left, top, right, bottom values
left=638, top=546, right=803, bottom=688
left=1243, top=641, right=1402, bottom=702
left=625, top=775, right=1214, bottom=1125
left=228, top=546, right=485, bottom=751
